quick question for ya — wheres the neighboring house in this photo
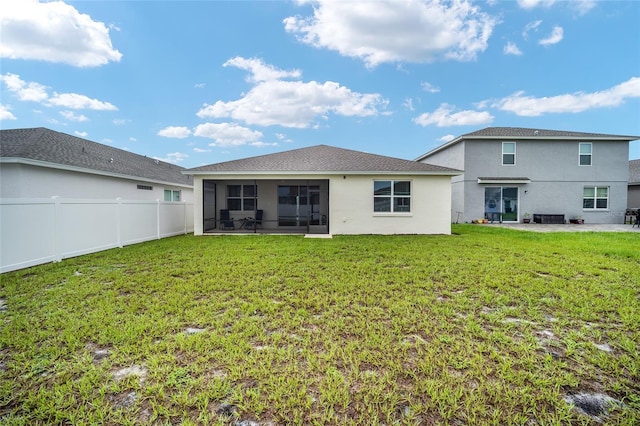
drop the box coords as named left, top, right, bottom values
left=0, top=127, right=193, bottom=202
left=416, top=127, right=640, bottom=224
left=183, top=145, right=461, bottom=235
left=629, top=159, right=640, bottom=209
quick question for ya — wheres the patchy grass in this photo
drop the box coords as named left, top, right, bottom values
left=0, top=225, right=638, bottom=425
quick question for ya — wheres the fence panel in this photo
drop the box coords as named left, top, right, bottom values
left=1, top=197, right=194, bottom=273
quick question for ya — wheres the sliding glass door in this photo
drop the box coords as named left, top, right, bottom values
left=278, top=185, right=320, bottom=227
left=484, top=187, right=518, bottom=222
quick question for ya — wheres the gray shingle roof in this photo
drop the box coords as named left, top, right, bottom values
left=461, top=127, right=640, bottom=140
left=630, top=159, right=640, bottom=185
left=185, top=144, right=461, bottom=175
left=416, top=127, right=640, bottom=161
left=0, top=127, right=191, bottom=186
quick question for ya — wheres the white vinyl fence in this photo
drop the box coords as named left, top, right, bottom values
left=0, top=197, right=194, bottom=273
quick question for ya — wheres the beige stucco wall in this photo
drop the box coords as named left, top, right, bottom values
left=192, top=173, right=453, bottom=235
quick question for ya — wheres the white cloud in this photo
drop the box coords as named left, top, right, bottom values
left=193, top=147, right=211, bottom=153
left=224, top=56, right=302, bottom=83
left=284, top=0, right=497, bottom=68
left=571, top=1, right=596, bottom=15
left=0, top=0, right=122, bottom=67
left=250, top=141, right=278, bottom=148
left=413, top=103, right=494, bottom=127
left=198, top=57, right=386, bottom=128
left=0, top=104, right=17, bottom=120
left=48, top=92, right=117, bottom=110
left=439, top=134, right=456, bottom=143
left=539, top=26, right=563, bottom=46
left=493, top=77, right=640, bottom=116
left=194, top=83, right=206, bottom=89
left=522, top=20, right=542, bottom=40
left=194, top=122, right=264, bottom=147
left=517, top=0, right=556, bottom=9
left=403, top=98, right=415, bottom=111
left=129, top=137, right=137, bottom=142
left=0, top=73, right=48, bottom=102
left=154, top=152, right=189, bottom=164
left=113, top=118, right=130, bottom=125
left=74, top=130, right=88, bottom=137
left=199, top=59, right=387, bottom=128
left=504, top=42, right=522, bottom=56
left=421, top=81, right=440, bottom=93
left=60, top=110, right=88, bottom=122
left=157, top=126, right=192, bottom=139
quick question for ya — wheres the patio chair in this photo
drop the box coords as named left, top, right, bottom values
left=242, top=210, right=263, bottom=230
left=634, top=210, right=640, bottom=228
left=219, top=209, right=235, bottom=230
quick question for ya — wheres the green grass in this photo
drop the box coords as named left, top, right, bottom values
left=0, top=225, right=638, bottom=425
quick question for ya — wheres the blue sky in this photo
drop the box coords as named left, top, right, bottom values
left=1, top=0, right=639, bottom=168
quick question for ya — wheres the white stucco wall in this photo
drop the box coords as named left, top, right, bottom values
left=192, top=173, right=453, bottom=235
left=0, top=163, right=193, bottom=202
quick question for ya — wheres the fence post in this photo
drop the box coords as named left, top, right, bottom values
left=116, top=198, right=123, bottom=248
left=52, top=196, right=62, bottom=262
left=183, top=201, right=187, bottom=235
left=156, top=199, right=161, bottom=239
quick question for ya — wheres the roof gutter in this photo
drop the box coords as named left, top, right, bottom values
left=183, top=169, right=463, bottom=177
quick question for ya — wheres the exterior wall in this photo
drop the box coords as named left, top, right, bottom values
left=193, top=173, right=453, bottom=235
left=329, top=174, right=452, bottom=235
left=628, top=185, right=640, bottom=209
left=0, top=163, right=193, bottom=202
left=418, top=141, right=465, bottom=223
left=456, top=139, right=629, bottom=224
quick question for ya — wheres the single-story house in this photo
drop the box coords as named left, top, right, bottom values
left=416, top=127, right=640, bottom=224
left=183, top=145, right=462, bottom=235
left=0, top=127, right=193, bottom=202
left=629, top=159, right=640, bottom=209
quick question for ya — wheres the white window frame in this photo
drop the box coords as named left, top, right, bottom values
left=227, top=184, right=257, bottom=211
left=502, top=142, right=516, bottom=166
left=164, top=189, right=181, bottom=202
left=583, top=186, right=608, bottom=210
left=373, top=180, right=412, bottom=214
left=579, top=142, right=592, bottom=166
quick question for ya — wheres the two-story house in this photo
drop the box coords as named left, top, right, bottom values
left=416, top=127, right=640, bottom=224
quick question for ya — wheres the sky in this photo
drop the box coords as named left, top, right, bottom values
left=1, top=0, right=639, bottom=169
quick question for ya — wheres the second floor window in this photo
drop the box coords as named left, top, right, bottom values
left=579, top=143, right=592, bottom=166
left=502, top=142, right=516, bottom=165
left=227, top=184, right=256, bottom=211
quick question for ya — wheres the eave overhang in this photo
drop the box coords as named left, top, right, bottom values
left=477, top=177, right=531, bottom=184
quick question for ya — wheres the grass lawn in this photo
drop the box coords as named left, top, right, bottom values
left=0, top=225, right=638, bottom=425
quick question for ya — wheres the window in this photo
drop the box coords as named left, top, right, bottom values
left=374, top=180, right=411, bottom=213
left=502, top=142, right=516, bottom=165
left=579, top=143, right=592, bottom=166
left=137, top=184, right=153, bottom=190
left=227, top=184, right=257, bottom=211
left=164, top=189, right=181, bottom=202
left=583, top=186, right=608, bottom=210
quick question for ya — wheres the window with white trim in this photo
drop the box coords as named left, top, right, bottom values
left=579, top=143, right=592, bottom=166
left=502, top=142, right=516, bottom=165
left=374, top=180, right=411, bottom=213
left=583, top=186, right=608, bottom=210
left=227, top=184, right=257, bottom=211
left=164, top=189, right=181, bottom=202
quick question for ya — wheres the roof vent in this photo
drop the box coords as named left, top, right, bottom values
left=109, top=158, right=114, bottom=163
left=534, top=130, right=539, bottom=135
left=155, top=159, right=159, bottom=164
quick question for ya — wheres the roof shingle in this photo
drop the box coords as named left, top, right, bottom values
left=0, top=127, right=191, bottom=186
left=185, top=144, right=461, bottom=175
